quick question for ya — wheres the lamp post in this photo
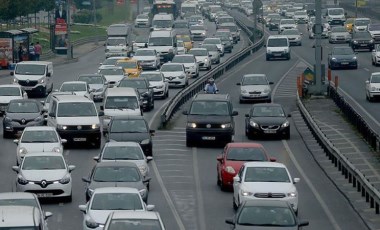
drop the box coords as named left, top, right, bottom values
left=66, top=0, right=72, bottom=59
left=93, top=0, right=98, bottom=45
left=314, top=0, right=322, bottom=94
left=355, top=0, right=358, bottom=18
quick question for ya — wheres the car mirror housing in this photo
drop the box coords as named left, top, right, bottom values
left=232, top=111, right=238, bottom=116
left=225, top=218, right=235, bottom=225
left=233, top=176, right=241, bottom=183
left=293, top=177, right=300, bottom=183
left=78, top=205, right=87, bottom=213
left=216, top=154, right=223, bottom=162
left=68, top=165, right=76, bottom=172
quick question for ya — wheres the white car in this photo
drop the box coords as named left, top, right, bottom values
left=202, top=38, right=225, bottom=56
left=59, top=81, right=93, bottom=100
left=14, top=126, right=67, bottom=165
left=188, top=48, right=212, bottom=70
left=99, top=57, right=126, bottom=70
left=190, top=24, right=207, bottom=40
left=329, top=26, right=351, bottom=43
left=79, top=187, right=154, bottom=230
left=366, top=72, right=380, bottom=101
left=93, top=141, right=152, bottom=177
left=237, top=74, right=273, bottom=103
left=281, top=29, right=302, bottom=46
left=372, top=45, right=380, bottom=66
left=98, top=66, right=125, bottom=88
left=368, top=24, right=380, bottom=44
left=133, top=48, right=160, bottom=70
left=12, top=152, right=75, bottom=202
left=104, top=211, right=166, bottom=230
left=279, top=19, right=297, bottom=34
left=293, top=10, right=308, bottom=24
left=160, top=63, right=188, bottom=88
left=134, top=14, right=150, bottom=27
left=140, top=71, right=169, bottom=99
left=0, top=84, right=27, bottom=114
left=353, top=18, right=371, bottom=32
left=233, top=162, right=299, bottom=213
left=176, top=40, right=186, bottom=54
left=172, top=54, right=199, bottom=78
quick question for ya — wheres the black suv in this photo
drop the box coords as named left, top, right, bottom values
left=350, top=31, right=374, bottom=51
left=118, top=77, right=154, bottom=111
left=183, top=94, right=238, bottom=147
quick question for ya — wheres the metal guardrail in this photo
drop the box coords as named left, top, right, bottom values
left=160, top=18, right=264, bottom=127
left=298, top=91, right=380, bottom=215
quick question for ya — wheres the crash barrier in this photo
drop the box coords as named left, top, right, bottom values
left=298, top=89, right=380, bottom=215
left=160, top=18, right=264, bottom=126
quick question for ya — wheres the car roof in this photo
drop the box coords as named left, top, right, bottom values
left=194, top=93, right=229, bottom=101
left=219, top=22, right=236, bottom=26
left=136, top=48, right=155, bottom=51
left=93, top=187, right=139, bottom=194
left=110, top=210, right=160, bottom=219
left=9, top=99, right=39, bottom=104
left=243, top=74, right=266, bottom=77
left=190, top=48, right=207, bottom=51
left=23, top=126, right=56, bottom=131
left=244, top=161, right=286, bottom=168
left=61, top=81, right=87, bottom=85
left=0, top=84, right=21, bottom=88
left=99, top=66, right=123, bottom=70
left=226, top=142, right=264, bottom=148
left=18, top=61, right=52, bottom=65
left=162, top=62, right=184, bottom=66
left=23, top=152, right=66, bottom=157
left=242, top=199, right=291, bottom=208
left=174, top=54, right=195, bottom=57
left=0, top=192, right=37, bottom=200
left=0, top=206, right=40, bottom=227
left=78, top=73, right=103, bottom=77
left=53, top=94, right=94, bottom=102
left=117, top=58, right=138, bottom=63
left=112, top=115, right=146, bottom=120
left=140, top=71, right=162, bottom=75
left=252, top=103, right=282, bottom=108
left=106, top=87, right=138, bottom=96
left=104, top=141, right=141, bottom=147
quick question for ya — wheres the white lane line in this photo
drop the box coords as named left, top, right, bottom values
left=193, top=147, right=207, bottom=230
left=363, top=68, right=369, bottom=72
left=282, top=140, right=342, bottom=230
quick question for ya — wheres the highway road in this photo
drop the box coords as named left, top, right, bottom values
left=0, top=6, right=375, bottom=230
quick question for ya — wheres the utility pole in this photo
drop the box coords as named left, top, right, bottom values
left=66, top=0, right=72, bottom=59
left=137, top=0, right=140, bottom=15
left=355, top=0, right=358, bottom=18
left=314, top=0, right=322, bottom=94
left=93, top=0, right=98, bottom=45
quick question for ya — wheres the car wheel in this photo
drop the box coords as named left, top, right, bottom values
left=93, top=140, right=101, bottom=149
left=3, top=130, right=11, bottom=139
left=165, top=89, right=169, bottom=98
left=41, top=87, right=47, bottom=97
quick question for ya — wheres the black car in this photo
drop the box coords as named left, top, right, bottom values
left=118, top=77, right=154, bottom=111
left=3, top=99, right=45, bottom=138
left=245, top=103, right=290, bottom=139
left=215, top=35, right=233, bottom=53
left=183, top=94, right=238, bottom=147
left=82, top=161, right=150, bottom=202
left=269, top=18, right=281, bottom=31
left=107, top=116, right=155, bottom=156
left=226, top=200, right=309, bottom=230
left=350, top=31, right=375, bottom=51
left=328, top=46, right=358, bottom=70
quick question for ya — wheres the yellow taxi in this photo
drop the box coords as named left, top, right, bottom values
left=116, top=58, right=141, bottom=78
left=345, top=18, right=355, bottom=33
left=177, top=35, right=193, bottom=51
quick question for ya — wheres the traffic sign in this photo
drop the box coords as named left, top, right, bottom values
left=304, top=67, right=315, bottom=82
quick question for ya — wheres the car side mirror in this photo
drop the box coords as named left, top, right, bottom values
left=48, top=112, right=55, bottom=117
left=93, top=156, right=100, bottom=162
left=182, top=110, right=188, bottom=115
left=269, top=81, right=274, bottom=85
left=245, top=113, right=249, bottom=117
left=225, top=218, right=235, bottom=225
left=287, top=114, right=292, bottom=117
left=68, top=165, right=76, bottom=172
left=293, top=178, right=300, bottom=184
left=263, top=44, right=266, bottom=47
left=23, top=92, right=28, bottom=98
left=82, top=177, right=91, bottom=183
left=10, top=72, right=14, bottom=76
left=13, top=139, right=19, bottom=144
left=232, top=111, right=238, bottom=116
left=236, top=82, right=241, bottom=85
left=216, top=154, right=223, bottom=162
left=146, top=156, right=153, bottom=162
left=365, top=80, right=370, bottom=84
left=233, top=176, right=241, bottom=183
left=300, top=33, right=303, bottom=35
left=78, top=205, right=87, bottom=213
left=269, top=157, right=276, bottom=162
left=12, top=166, right=20, bottom=173
left=61, top=139, right=67, bottom=144
left=46, top=72, right=51, bottom=77
left=150, top=129, right=155, bottom=135
left=98, top=111, right=104, bottom=116
left=44, top=212, right=53, bottom=219
left=299, top=220, right=309, bottom=227
left=143, top=177, right=152, bottom=183
left=146, top=204, right=155, bottom=211
left=40, top=100, right=45, bottom=105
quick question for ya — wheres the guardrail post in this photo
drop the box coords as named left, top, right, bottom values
left=297, top=76, right=302, bottom=97
left=335, top=76, right=339, bottom=89
left=376, top=202, right=379, bottom=214
left=371, top=197, right=374, bottom=208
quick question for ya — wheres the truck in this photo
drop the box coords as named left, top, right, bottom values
left=105, top=24, right=132, bottom=58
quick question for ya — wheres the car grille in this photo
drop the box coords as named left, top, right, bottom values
left=195, top=123, right=223, bottom=128
left=249, top=91, right=261, bottom=95
left=254, top=193, right=286, bottom=198
left=13, top=118, right=35, bottom=125
left=261, top=125, right=280, bottom=130
left=272, top=51, right=284, bottom=55
left=25, top=189, right=65, bottom=195
left=192, top=33, right=202, bottom=36
left=357, top=40, right=369, bottom=44
left=64, top=125, right=93, bottom=130
left=283, top=26, right=293, bottom=29
left=18, top=80, right=38, bottom=87
left=288, top=38, right=296, bottom=40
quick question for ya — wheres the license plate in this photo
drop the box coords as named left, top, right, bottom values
left=264, top=130, right=276, bottom=134
left=73, top=138, right=86, bottom=142
left=341, top=62, right=349, bottom=65
left=274, top=54, right=281, bottom=56
left=360, top=44, right=367, bottom=46
left=202, top=136, right=215, bottom=140
left=37, top=193, right=52, bottom=198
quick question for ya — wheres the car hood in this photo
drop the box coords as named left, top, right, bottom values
left=149, top=81, right=165, bottom=88
left=89, top=209, right=144, bottom=225
left=88, top=84, right=104, bottom=90
left=148, top=46, right=172, bottom=53
left=241, top=85, right=270, bottom=92
left=243, top=182, right=295, bottom=193
left=56, top=116, right=99, bottom=126
left=180, top=63, right=196, bottom=68
left=250, top=117, right=287, bottom=125
left=162, top=71, right=184, bottom=77
left=88, top=181, right=144, bottom=191
left=331, top=32, right=349, bottom=37
left=134, top=56, right=156, bottom=61
left=104, top=109, right=141, bottom=116
left=332, top=54, right=356, bottom=60
left=234, top=225, right=297, bottom=230
left=352, top=38, right=371, bottom=42
left=14, top=74, right=44, bottom=80
left=108, top=132, right=150, bottom=142
left=0, top=96, right=23, bottom=104
left=195, top=56, right=208, bottom=62
left=19, top=143, right=60, bottom=152
left=106, top=45, right=127, bottom=50
left=187, top=115, right=231, bottom=123
left=285, top=35, right=300, bottom=39
left=6, top=112, right=41, bottom=119
left=369, top=30, right=380, bottom=35
left=191, top=30, right=206, bottom=33
left=21, top=169, right=67, bottom=181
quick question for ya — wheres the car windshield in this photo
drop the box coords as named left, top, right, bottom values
left=201, top=45, right=218, bottom=51
left=148, top=37, right=172, bottom=46
left=332, top=48, right=354, bottom=55
left=135, top=50, right=156, bottom=56
left=190, top=101, right=229, bottom=115
left=109, top=219, right=162, bottom=230
left=57, top=102, right=97, bottom=117
left=140, top=73, right=162, bottom=81
left=204, top=39, right=220, bottom=44
left=244, top=167, right=290, bottom=183
left=102, top=58, right=122, bottom=66
left=78, top=76, right=104, bottom=84
left=355, top=19, right=370, bottom=26
left=137, top=14, right=148, bottom=19
left=60, top=83, right=86, bottom=92
left=242, top=75, right=267, bottom=85
left=22, top=156, right=65, bottom=170
left=369, top=24, right=380, bottom=31
left=116, top=61, right=138, bottom=69
left=7, top=101, right=39, bottom=113
left=161, top=64, right=183, bottom=72
left=282, top=30, right=299, bottom=35
left=329, top=9, right=344, bottom=15
left=331, top=27, right=347, bottom=32
left=110, top=119, right=148, bottom=133
left=294, top=11, right=307, bottom=16
left=119, top=79, right=148, bottom=88
left=107, top=38, right=126, bottom=46
left=102, top=146, right=144, bottom=160
left=172, top=56, right=194, bottom=63
left=177, top=41, right=184, bottom=46
left=251, top=106, right=285, bottom=117
left=219, top=17, right=234, bottom=23
left=371, top=74, right=380, bottom=83
left=190, top=25, right=205, bottom=30
left=0, top=227, right=39, bottom=229
left=105, top=96, right=139, bottom=110
left=90, top=193, right=143, bottom=210
left=227, top=147, right=266, bottom=161
left=99, top=68, right=124, bottom=75
left=93, top=166, right=141, bottom=182
left=237, top=206, right=296, bottom=226
left=21, top=130, right=58, bottom=143
left=0, top=87, right=20, bottom=96
left=0, top=199, right=37, bottom=208
left=174, top=22, right=188, bottom=28
left=135, top=36, right=148, bottom=43
left=188, top=49, right=208, bottom=56
left=15, top=64, right=45, bottom=75
left=152, top=20, right=172, bottom=28
left=267, top=38, right=288, bottom=47
left=178, top=36, right=191, bottom=42
left=281, top=20, right=295, bottom=25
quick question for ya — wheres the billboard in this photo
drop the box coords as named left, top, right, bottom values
left=55, top=0, right=68, bottom=50
left=0, top=38, right=12, bottom=68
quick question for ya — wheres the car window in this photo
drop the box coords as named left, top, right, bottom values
left=78, top=76, right=104, bottom=84
left=117, top=61, right=138, bottom=69
left=8, top=101, right=39, bottom=113
left=332, top=48, right=354, bottom=55
left=107, top=38, right=126, bottom=46
left=172, top=56, right=195, bottom=63
left=110, top=120, right=148, bottom=133
left=237, top=206, right=296, bottom=226
left=371, top=74, right=380, bottom=83
left=227, top=148, right=267, bottom=161
left=189, top=101, right=229, bottom=115
left=188, top=49, right=208, bottom=56
left=161, top=64, right=183, bottom=72
left=90, top=193, right=143, bottom=210
left=244, top=167, right=290, bottom=183
left=251, top=106, right=285, bottom=117
left=105, top=96, right=139, bottom=109
left=242, top=76, right=267, bottom=85
left=15, top=64, right=45, bottom=75
left=0, top=87, right=21, bottom=96
left=140, top=73, right=163, bottom=81
left=22, top=156, right=66, bottom=170
left=99, top=68, right=124, bottom=75
left=57, top=102, right=97, bottom=117
left=331, top=27, right=346, bottom=32
left=60, top=83, right=87, bottom=92
left=102, top=146, right=144, bottom=160
left=267, top=38, right=288, bottom=47
left=21, top=130, right=59, bottom=143
left=93, top=166, right=141, bottom=182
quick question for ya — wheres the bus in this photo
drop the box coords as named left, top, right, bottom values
left=152, top=0, right=178, bottom=18
left=181, top=3, right=197, bottom=18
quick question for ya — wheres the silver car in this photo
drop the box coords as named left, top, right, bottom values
left=79, top=187, right=155, bottom=230
left=140, top=71, right=169, bottom=99
left=0, top=206, right=50, bottom=229
left=188, top=48, right=212, bottom=70
left=0, top=84, right=27, bottom=114
left=132, top=48, right=161, bottom=70
left=14, top=126, right=67, bottom=165
left=237, top=74, right=274, bottom=103
left=77, top=74, right=108, bottom=102
left=160, top=63, right=188, bottom=88
left=200, top=44, right=221, bottom=64
left=172, top=54, right=199, bottom=78
left=190, top=24, right=207, bottom=40
left=281, top=29, right=302, bottom=46
left=329, top=26, right=351, bottom=43
left=104, top=210, right=166, bottom=230
left=12, top=152, right=75, bottom=202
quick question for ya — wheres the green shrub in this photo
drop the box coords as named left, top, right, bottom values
left=73, top=10, right=102, bottom=24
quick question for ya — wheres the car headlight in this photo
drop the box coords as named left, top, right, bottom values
left=13, top=78, right=18, bottom=83
left=91, top=124, right=99, bottom=129
left=19, top=147, right=27, bottom=155
left=371, top=86, right=377, bottom=91
left=57, top=125, right=67, bottom=130
left=156, top=84, right=164, bottom=89
left=202, top=32, right=206, bottom=35
left=59, top=174, right=70, bottom=184
left=241, top=190, right=253, bottom=196
left=39, top=78, right=45, bottom=84
left=140, top=139, right=150, bottom=145
left=221, top=123, right=231, bottom=128
left=352, top=56, right=357, bottom=60
left=139, top=188, right=147, bottom=197
left=281, top=121, right=290, bottom=128
left=87, top=188, right=94, bottom=196
left=4, top=116, right=12, bottom=122
left=85, top=218, right=99, bottom=229
left=353, top=40, right=358, bottom=44
left=204, top=58, right=208, bottom=62
left=370, top=39, right=374, bottom=43
left=52, top=147, right=61, bottom=153
left=187, top=122, right=197, bottom=128
left=178, top=74, right=186, bottom=79
left=249, top=120, right=259, bottom=127
left=138, top=165, right=148, bottom=175
left=287, top=192, right=297, bottom=197
left=225, top=166, right=235, bottom=174
left=331, top=57, right=337, bottom=61
left=17, top=175, right=28, bottom=185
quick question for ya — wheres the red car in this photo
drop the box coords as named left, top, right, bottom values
left=216, top=142, right=276, bottom=190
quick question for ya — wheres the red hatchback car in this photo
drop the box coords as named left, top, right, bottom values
left=216, top=142, right=276, bottom=190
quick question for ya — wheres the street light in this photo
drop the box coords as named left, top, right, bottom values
left=93, top=0, right=98, bottom=45
left=66, top=0, right=72, bottom=59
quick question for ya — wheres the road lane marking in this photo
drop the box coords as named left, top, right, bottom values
left=193, top=147, right=207, bottom=230
left=364, top=68, right=369, bottom=72
left=282, top=140, right=343, bottom=230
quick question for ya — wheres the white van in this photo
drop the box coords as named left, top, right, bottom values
left=326, top=8, right=346, bottom=26
left=11, top=61, right=54, bottom=97
left=151, top=13, right=174, bottom=31
left=105, top=37, right=128, bottom=58
left=100, top=87, right=143, bottom=132
left=265, top=35, right=291, bottom=61
left=148, top=30, right=177, bottom=62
